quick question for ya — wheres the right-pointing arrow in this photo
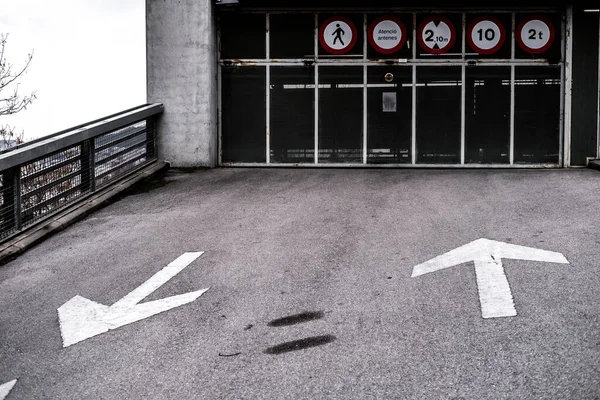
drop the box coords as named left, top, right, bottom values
left=0, top=380, right=17, bottom=400
left=411, top=238, right=569, bottom=318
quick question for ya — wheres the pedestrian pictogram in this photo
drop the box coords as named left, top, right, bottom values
left=418, top=16, right=456, bottom=55
left=467, top=16, right=506, bottom=55
left=319, top=16, right=357, bottom=55
left=368, top=16, right=407, bottom=55
left=517, top=15, right=555, bottom=55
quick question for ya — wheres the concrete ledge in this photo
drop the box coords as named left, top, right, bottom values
left=0, top=161, right=170, bottom=266
left=589, top=160, right=600, bottom=171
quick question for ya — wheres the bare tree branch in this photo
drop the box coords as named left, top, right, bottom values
left=0, top=33, right=35, bottom=147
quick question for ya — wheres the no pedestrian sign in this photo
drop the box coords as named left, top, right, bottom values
left=467, top=16, right=506, bottom=55
left=368, top=16, right=407, bottom=54
left=517, top=15, right=555, bottom=54
left=319, top=16, right=357, bottom=55
left=418, top=16, right=456, bottom=54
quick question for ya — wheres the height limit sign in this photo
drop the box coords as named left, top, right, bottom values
left=418, top=16, right=456, bottom=55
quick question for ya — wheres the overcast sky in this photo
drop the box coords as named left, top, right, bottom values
left=1, top=0, right=146, bottom=141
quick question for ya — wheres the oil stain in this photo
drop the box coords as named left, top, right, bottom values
left=264, top=335, right=336, bottom=355
left=268, top=311, right=324, bottom=327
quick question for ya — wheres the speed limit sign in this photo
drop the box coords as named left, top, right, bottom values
left=467, top=16, right=506, bottom=55
left=517, top=15, right=555, bottom=55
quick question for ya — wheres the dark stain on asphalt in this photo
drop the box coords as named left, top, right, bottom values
left=268, top=311, right=324, bottom=327
left=264, top=335, right=336, bottom=355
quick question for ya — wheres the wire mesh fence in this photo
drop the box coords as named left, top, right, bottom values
left=0, top=104, right=163, bottom=242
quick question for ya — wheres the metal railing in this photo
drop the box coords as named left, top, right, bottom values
left=0, top=103, right=163, bottom=241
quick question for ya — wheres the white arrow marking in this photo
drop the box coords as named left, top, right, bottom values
left=0, top=380, right=17, bottom=400
left=411, top=239, right=569, bottom=318
left=58, top=252, right=209, bottom=347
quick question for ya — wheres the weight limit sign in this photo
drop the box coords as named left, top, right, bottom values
left=467, top=16, right=506, bottom=55
left=418, top=16, right=456, bottom=55
left=517, top=15, right=555, bottom=55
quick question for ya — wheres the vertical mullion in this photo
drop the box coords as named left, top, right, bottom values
left=218, top=65, right=222, bottom=167
left=461, top=66, right=466, bottom=165
left=412, top=12, right=417, bottom=165
left=314, top=13, right=319, bottom=164
left=510, top=66, right=515, bottom=166
left=461, top=13, right=466, bottom=165
left=564, top=6, right=574, bottom=167
left=217, top=18, right=223, bottom=167
left=265, top=14, right=270, bottom=164
left=266, top=65, right=271, bottom=164
left=363, top=13, right=368, bottom=164
left=510, top=13, right=516, bottom=166
left=597, top=12, right=600, bottom=158
left=558, top=9, right=567, bottom=167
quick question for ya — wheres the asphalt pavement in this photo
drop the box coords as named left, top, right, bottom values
left=1, top=167, right=599, bottom=399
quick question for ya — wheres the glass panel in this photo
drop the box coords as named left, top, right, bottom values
left=318, top=67, right=363, bottom=163
left=220, top=13, right=266, bottom=59
left=270, top=14, right=315, bottom=59
left=514, top=66, right=561, bottom=164
left=367, top=66, right=412, bottom=164
left=270, top=67, right=315, bottom=163
left=465, top=67, right=511, bottom=164
left=318, top=14, right=364, bottom=58
left=416, top=13, right=463, bottom=59
left=416, top=66, right=462, bottom=164
left=222, top=67, right=266, bottom=163
left=367, top=14, right=412, bottom=60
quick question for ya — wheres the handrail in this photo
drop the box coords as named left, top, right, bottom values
left=0, top=103, right=163, bottom=170
left=0, top=103, right=164, bottom=242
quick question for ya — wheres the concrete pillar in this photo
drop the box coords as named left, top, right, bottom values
left=147, top=0, right=217, bottom=167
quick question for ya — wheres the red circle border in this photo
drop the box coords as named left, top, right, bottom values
left=516, top=15, right=556, bottom=55
left=466, top=16, right=506, bottom=55
left=319, top=16, right=358, bottom=55
left=368, top=16, right=408, bottom=55
left=417, top=16, right=457, bottom=55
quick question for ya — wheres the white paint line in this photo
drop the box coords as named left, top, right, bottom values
left=0, top=380, right=17, bottom=400
left=58, top=252, right=208, bottom=347
left=112, top=252, right=204, bottom=309
left=475, top=258, right=517, bottom=318
left=411, top=238, right=569, bottom=318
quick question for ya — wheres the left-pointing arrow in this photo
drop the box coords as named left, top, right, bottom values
left=0, top=380, right=17, bottom=400
left=58, top=252, right=209, bottom=347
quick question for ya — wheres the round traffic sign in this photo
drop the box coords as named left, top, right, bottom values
left=418, top=16, right=456, bottom=55
left=517, top=15, right=555, bottom=55
left=319, top=16, right=357, bottom=55
left=368, top=16, right=407, bottom=55
left=467, top=16, right=506, bottom=55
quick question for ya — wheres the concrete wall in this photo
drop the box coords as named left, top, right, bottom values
left=147, top=0, right=217, bottom=167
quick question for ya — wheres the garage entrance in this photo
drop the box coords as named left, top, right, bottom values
left=219, top=9, right=565, bottom=167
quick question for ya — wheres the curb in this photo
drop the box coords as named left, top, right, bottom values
left=0, top=161, right=170, bottom=266
left=589, top=160, right=600, bottom=171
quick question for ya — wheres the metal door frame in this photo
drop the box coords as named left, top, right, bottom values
left=218, top=7, right=570, bottom=168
